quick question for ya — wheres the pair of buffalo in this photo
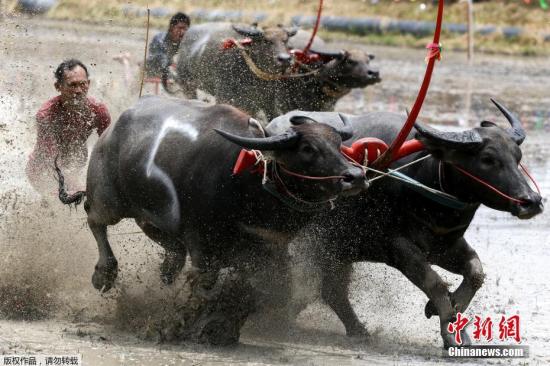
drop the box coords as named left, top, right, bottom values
left=168, top=22, right=381, bottom=121
left=58, top=94, right=542, bottom=347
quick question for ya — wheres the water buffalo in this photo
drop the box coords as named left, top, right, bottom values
left=272, top=30, right=381, bottom=120
left=57, top=95, right=368, bottom=345
left=174, top=22, right=296, bottom=115
left=174, top=26, right=380, bottom=121
left=267, top=100, right=543, bottom=348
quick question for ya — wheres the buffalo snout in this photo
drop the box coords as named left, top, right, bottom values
left=514, top=192, right=544, bottom=219
left=340, top=166, right=368, bottom=196
left=277, top=52, right=292, bottom=70
left=367, top=68, right=381, bottom=81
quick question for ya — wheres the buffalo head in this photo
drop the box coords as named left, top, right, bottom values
left=415, top=99, right=543, bottom=219
left=215, top=114, right=367, bottom=200
left=232, top=23, right=297, bottom=74
left=312, top=48, right=381, bottom=89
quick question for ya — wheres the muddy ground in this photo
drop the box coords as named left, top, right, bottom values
left=0, top=16, right=549, bottom=365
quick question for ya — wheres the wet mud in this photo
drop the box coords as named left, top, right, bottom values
left=0, top=16, right=549, bottom=365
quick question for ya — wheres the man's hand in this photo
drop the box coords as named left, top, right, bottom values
left=161, top=66, right=170, bottom=89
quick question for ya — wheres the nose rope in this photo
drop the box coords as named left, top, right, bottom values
left=278, top=164, right=348, bottom=181
left=450, top=164, right=540, bottom=205
left=520, top=163, right=542, bottom=195
left=345, top=144, right=539, bottom=207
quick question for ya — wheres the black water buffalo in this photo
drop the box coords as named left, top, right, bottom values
left=273, top=30, right=381, bottom=119
left=57, top=95, right=368, bottom=345
left=174, top=22, right=296, bottom=115
left=267, top=100, right=543, bottom=348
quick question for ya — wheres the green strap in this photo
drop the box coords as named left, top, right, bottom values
left=389, top=170, right=472, bottom=211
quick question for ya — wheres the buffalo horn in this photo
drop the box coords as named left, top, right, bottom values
left=289, top=115, right=317, bottom=125
left=214, top=129, right=300, bottom=150
left=310, top=48, right=347, bottom=60
left=337, top=113, right=354, bottom=141
left=232, top=24, right=263, bottom=38
left=491, top=98, right=525, bottom=145
left=414, top=121, right=483, bottom=150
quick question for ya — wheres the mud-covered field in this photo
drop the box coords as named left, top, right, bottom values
left=0, top=16, right=549, bottom=365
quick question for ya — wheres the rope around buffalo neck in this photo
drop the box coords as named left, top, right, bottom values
left=227, top=39, right=321, bottom=81
left=250, top=150, right=343, bottom=211
left=271, top=163, right=338, bottom=210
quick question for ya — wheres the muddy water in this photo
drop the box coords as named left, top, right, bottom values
left=0, top=16, right=548, bottom=365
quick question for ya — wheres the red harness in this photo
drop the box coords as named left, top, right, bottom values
left=232, top=138, right=426, bottom=175
left=233, top=141, right=541, bottom=207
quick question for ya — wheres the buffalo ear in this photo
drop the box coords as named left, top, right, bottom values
left=248, top=118, right=267, bottom=137
left=285, top=27, right=298, bottom=37
left=414, top=134, right=445, bottom=160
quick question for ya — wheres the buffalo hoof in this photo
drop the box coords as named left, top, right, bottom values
left=160, top=251, right=186, bottom=285
left=182, top=268, right=256, bottom=345
left=426, top=295, right=457, bottom=319
left=196, top=314, right=240, bottom=346
left=92, top=257, right=118, bottom=292
left=346, top=324, right=370, bottom=339
left=425, top=300, right=438, bottom=318
left=442, top=329, right=471, bottom=349
left=160, top=273, right=175, bottom=286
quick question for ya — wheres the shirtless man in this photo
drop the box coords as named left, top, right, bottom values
left=26, top=59, right=111, bottom=195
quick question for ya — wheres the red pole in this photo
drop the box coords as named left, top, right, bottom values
left=372, top=1, right=444, bottom=169
left=303, top=0, right=324, bottom=55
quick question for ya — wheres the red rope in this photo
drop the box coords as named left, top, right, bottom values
left=222, top=37, right=253, bottom=50
left=452, top=165, right=526, bottom=204
left=373, top=1, right=444, bottom=170
left=278, top=164, right=347, bottom=181
left=520, top=163, right=542, bottom=195
left=303, top=0, right=324, bottom=55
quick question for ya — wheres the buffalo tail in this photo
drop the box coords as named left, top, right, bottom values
left=54, top=156, right=86, bottom=207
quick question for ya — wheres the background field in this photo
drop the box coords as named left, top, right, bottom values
left=4, top=0, right=550, bottom=55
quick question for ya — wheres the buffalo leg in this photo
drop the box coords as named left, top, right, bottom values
left=160, top=250, right=187, bottom=285
left=180, top=82, right=198, bottom=99
left=88, top=221, right=118, bottom=292
left=389, top=237, right=469, bottom=348
left=137, top=220, right=187, bottom=285
left=321, top=261, right=368, bottom=337
left=425, top=237, right=484, bottom=318
left=85, top=153, right=124, bottom=293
